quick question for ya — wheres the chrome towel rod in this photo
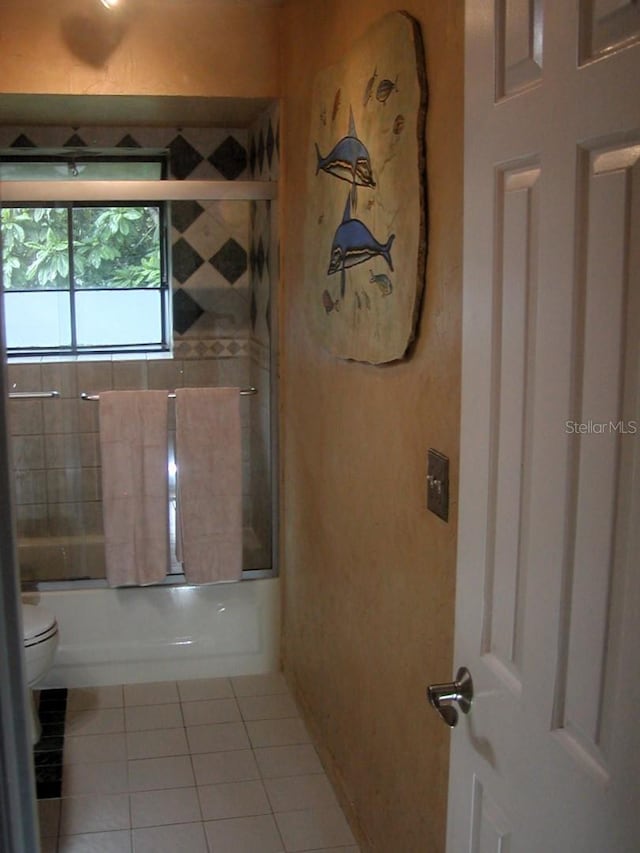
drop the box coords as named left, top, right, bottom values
left=9, top=391, right=61, bottom=400
left=80, top=387, right=257, bottom=402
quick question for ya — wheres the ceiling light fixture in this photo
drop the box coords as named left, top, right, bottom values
left=100, top=0, right=121, bottom=9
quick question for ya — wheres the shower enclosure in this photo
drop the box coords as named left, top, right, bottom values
left=2, top=118, right=279, bottom=591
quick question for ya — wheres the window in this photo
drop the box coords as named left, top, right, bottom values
left=0, top=155, right=170, bottom=357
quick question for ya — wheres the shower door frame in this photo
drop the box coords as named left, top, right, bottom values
left=0, top=289, right=40, bottom=851
left=2, top=177, right=280, bottom=588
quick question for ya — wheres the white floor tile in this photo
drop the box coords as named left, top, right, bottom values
left=177, top=677, right=233, bottom=702
left=127, top=755, right=195, bottom=792
left=59, top=793, right=130, bottom=836
left=231, top=673, right=288, bottom=698
left=246, top=718, right=311, bottom=749
left=204, top=814, right=285, bottom=853
left=62, top=761, right=129, bottom=796
left=130, top=787, right=201, bottom=829
left=238, top=693, right=300, bottom=721
left=123, top=681, right=179, bottom=706
left=66, top=709, right=125, bottom=736
left=192, top=749, right=260, bottom=786
left=52, top=677, right=357, bottom=853
left=67, top=686, right=124, bottom=711
left=57, top=830, right=132, bottom=853
left=186, top=721, right=250, bottom=754
left=124, top=702, right=183, bottom=732
left=125, top=727, right=188, bottom=760
left=265, top=774, right=338, bottom=813
left=198, top=779, right=271, bottom=821
left=275, top=807, right=356, bottom=852
left=64, top=733, right=127, bottom=765
left=132, top=822, right=208, bottom=853
left=181, top=698, right=241, bottom=726
left=254, top=745, right=324, bottom=779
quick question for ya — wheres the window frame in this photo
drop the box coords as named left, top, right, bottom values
left=1, top=153, right=171, bottom=359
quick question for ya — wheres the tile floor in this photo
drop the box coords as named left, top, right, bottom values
left=35, top=673, right=360, bottom=853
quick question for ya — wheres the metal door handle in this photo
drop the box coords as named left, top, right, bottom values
left=427, top=667, right=473, bottom=727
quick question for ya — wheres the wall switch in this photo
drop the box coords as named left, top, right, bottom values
left=427, top=449, right=449, bottom=522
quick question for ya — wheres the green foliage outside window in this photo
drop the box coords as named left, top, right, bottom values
left=1, top=205, right=161, bottom=291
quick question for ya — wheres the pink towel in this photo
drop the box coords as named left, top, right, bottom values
left=99, top=391, right=169, bottom=587
left=174, top=387, right=242, bottom=584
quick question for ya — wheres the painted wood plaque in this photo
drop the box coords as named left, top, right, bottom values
left=304, top=12, right=427, bottom=364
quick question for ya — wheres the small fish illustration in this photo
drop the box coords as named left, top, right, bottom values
left=320, top=107, right=327, bottom=126
left=376, top=75, right=399, bottom=105
left=328, top=196, right=395, bottom=297
left=392, top=114, right=405, bottom=135
left=332, top=88, right=342, bottom=123
left=363, top=67, right=378, bottom=106
left=369, top=269, right=393, bottom=296
left=322, top=289, right=340, bottom=314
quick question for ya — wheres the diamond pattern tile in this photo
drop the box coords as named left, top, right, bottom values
left=249, top=135, right=257, bottom=178
left=250, top=291, right=257, bottom=331
left=256, top=239, right=265, bottom=281
left=266, top=122, right=275, bottom=171
left=172, top=200, right=205, bottom=234
left=173, top=288, right=204, bottom=335
left=172, top=238, right=205, bottom=284
left=208, top=136, right=247, bottom=181
left=257, top=131, right=265, bottom=176
left=10, top=133, right=36, bottom=148
left=64, top=133, right=87, bottom=147
left=169, top=134, right=204, bottom=180
left=210, top=239, right=248, bottom=285
left=116, top=134, right=141, bottom=148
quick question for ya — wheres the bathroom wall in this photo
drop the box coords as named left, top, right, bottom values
left=278, top=2, right=463, bottom=850
left=0, top=0, right=279, bottom=100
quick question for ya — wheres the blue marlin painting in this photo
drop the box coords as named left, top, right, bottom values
left=328, top=195, right=395, bottom=298
left=315, top=108, right=375, bottom=208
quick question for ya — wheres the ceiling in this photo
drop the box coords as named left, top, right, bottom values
left=0, top=94, right=275, bottom=129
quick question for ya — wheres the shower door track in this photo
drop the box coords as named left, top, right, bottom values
left=0, top=180, right=277, bottom=203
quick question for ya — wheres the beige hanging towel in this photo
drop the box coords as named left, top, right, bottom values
left=174, top=387, right=242, bottom=584
left=99, top=390, right=169, bottom=587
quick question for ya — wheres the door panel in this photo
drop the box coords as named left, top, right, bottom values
left=450, top=2, right=640, bottom=850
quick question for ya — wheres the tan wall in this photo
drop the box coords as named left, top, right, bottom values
left=279, top=2, right=463, bottom=850
left=0, top=0, right=279, bottom=98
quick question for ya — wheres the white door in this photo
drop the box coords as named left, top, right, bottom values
left=447, top=2, right=640, bottom=850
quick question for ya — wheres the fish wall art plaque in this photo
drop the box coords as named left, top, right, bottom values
left=304, top=11, right=427, bottom=364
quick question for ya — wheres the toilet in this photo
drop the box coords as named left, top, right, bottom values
left=22, top=603, right=59, bottom=744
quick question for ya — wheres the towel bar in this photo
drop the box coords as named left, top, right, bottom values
left=8, top=391, right=61, bottom=400
left=80, top=387, right=257, bottom=401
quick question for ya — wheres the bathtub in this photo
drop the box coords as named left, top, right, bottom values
left=23, top=578, right=280, bottom=688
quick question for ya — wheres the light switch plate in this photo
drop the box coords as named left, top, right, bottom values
left=427, top=449, right=449, bottom=522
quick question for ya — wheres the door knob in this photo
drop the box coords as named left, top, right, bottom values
left=427, top=667, right=473, bottom=727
